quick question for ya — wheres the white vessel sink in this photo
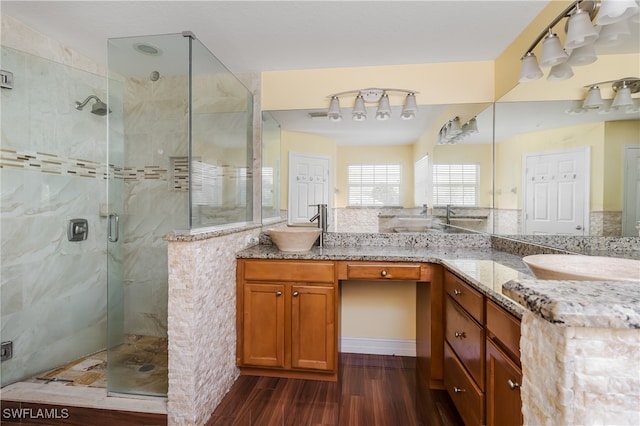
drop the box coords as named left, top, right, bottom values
left=523, top=254, right=640, bottom=282
left=268, top=227, right=321, bottom=252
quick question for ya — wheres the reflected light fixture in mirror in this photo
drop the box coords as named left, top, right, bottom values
left=438, top=116, right=479, bottom=144
left=579, top=77, right=640, bottom=111
left=518, top=0, right=639, bottom=83
left=325, top=88, right=419, bottom=122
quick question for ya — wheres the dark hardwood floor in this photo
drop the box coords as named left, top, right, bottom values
left=207, top=353, right=463, bottom=426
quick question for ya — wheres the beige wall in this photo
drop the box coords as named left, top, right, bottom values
left=262, top=61, right=494, bottom=111
left=336, top=144, right=415, bottom=208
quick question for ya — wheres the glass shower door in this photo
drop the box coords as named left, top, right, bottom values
left=106, top=33, right=190, bottom=396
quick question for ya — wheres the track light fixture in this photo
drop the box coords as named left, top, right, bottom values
left=570, top=77, right=640, bottom=113
left=519, top=0, right=639, bottom=83
left=437, top=116, right=479, bottom=144
left=326, top=88, right=419, bottom=122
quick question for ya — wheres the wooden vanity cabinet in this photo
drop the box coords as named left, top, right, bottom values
left=443, top=271, right=485, bottom=426
left=485, top=300, right=523, bottom=426
left=237, top=259, right=338, bottom=381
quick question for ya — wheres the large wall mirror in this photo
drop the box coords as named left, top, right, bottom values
left=266, top=102, right=494, bottom=234
left=494, top=100, right=640, bottom=239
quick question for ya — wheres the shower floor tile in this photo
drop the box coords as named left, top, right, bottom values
left=24, top=335, right=167, bottom=395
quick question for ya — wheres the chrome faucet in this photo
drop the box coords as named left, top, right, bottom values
left=446, top=204, right=456, bottom=224
left=421, top=204, right=430, bottom=217
left=309, top=204, right=328, bottom=247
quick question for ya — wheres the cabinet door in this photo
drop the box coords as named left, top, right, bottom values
left=290, top=284, right=335, bottom=371
left=243, top=283, right=286, bottom=368
left=486, top=339, right=523, bottom=426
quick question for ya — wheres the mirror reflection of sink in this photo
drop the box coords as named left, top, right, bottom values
left=268, top=227, right=321, bottom=252
left=523, top=254, right=640, bottom=282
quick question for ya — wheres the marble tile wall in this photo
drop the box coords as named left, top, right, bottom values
left=167, top=227, right=261, bottom=425
left=0, top=38, right=108, bottom=385
left=521, top=312, right=640, bottom=425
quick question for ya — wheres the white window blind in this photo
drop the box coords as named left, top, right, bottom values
left=432, top=164, right=479, bottom=206
left=261, top=166, right=273, bottom=207
left=348, top=164, right=401, bottom=206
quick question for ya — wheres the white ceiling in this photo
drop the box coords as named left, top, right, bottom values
left=3, top=1, right=639, bottom=146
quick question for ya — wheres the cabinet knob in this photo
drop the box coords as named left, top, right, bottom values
left=276, top=291, right=282, bottom=296
left=380, top=270, right=387, bottom=277
left=454, top=289, right=462, bottom=296
left=453, top=386, right=465, bottom=393
left=293, top=291, right=299, bottom=297
left=454, top=331, right=466, bottom=339
left=508, top=379, right=520, bottom=390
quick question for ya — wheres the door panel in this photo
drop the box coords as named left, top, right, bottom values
left=291, top=284, right=335, bottom=371
left=289, top=152, right=331, bottom=225
left=243, top=283, right=286, bottom=367
left=524, top=147, right=589, bottom=235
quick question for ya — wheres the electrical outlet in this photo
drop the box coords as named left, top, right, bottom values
left=1, top=341, right=13, bottom=361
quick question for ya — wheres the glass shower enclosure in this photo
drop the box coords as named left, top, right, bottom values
left=107, top=32, right=253, bottom=396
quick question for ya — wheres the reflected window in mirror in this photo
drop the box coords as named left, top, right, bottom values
left=347, top=164, right=402, bottom=207
left=433, top=164, right=480, bottom=206
left=261, top=112, right=282, bottom=223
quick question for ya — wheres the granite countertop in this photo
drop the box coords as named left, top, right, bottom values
left=503, top=279, right=640, bottom=329
left=237, top=244, right=530, bottom=319
left=237, top=244, right=640, bottom=329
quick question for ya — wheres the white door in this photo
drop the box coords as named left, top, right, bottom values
left=523, top=147, right=590, bottom=235
left=623, top=145, right=640, bottom=236
left=288, top=152, right=331, bottom=225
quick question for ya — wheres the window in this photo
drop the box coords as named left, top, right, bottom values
left=414, top=155, right=429, bottom=207
left=348, top=164, right=401, bottom=206
left=432, top=164, right=479, bottom=206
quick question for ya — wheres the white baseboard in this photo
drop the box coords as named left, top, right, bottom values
left=340, top=337, right=416, bottom=357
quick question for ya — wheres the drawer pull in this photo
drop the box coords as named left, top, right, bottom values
left=276, top=291, right=282, bottom=296
left=454, top=331, right=466, bottom=339
left=380, top=270, right=387, bottom=277
left=508, top=379, right=520, bottom=390
left=454, top=289, right=462, bottom=296
left=453, top=386, right=466, bottom=393
left=293, top=291, right=299, bottom=297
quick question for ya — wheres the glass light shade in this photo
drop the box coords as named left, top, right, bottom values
left=547, top=61, right=574, bottom=80
left=466, top=117, right=479, bottom=134
left=401, top=93, right=418, bottom=120
left=328, top=96, right=342, bottom=122
left=540, top=33, right=569, bottom=67
left=449, top=117, right=462, bottom=135
left=568, top=42, right=598, bottom=66
left=596, top=0, right=639, bottom=25
left=611, top=85, right=634, bottom=108
left=565, top=8, right=599, bottom=49
left=518, top=52, right=543, bottom=83
left=375, top=93, right=391, bottom=121
left=596, top=20, right=631, bottom=46
left=583, top=86, right=604, bottom=109
left=352, top=95, right=367, bottom=121
left=565, top=100, right=587, bottom=115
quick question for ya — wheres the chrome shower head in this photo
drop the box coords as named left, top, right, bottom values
left=75, top=95, right=110, bottom=116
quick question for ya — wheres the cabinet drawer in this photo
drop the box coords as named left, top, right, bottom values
left=344, top=262, right=422, bottom=280
left=486, top=300, right=521, bottom=364
left=444, top=343, right=484, bottom=426
left=445, top=296, right=484, bottom=389
left=445, top=271, right=483, bottom=323
left=243, top=260, right=335, bottom=283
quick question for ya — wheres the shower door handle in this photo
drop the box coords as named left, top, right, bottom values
left=108, top=214, right=119, bottom=242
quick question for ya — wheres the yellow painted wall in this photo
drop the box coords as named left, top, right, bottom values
left=432, top=143, right=493, bottom=207
left=262, top=62, right=495, bottom=111
left=603, top=121, right=640, bottom=211
left=340, top=281, right=416, bottom=340
left=336, top=144, right=415, bottom=208
left=494, top=122, right=606, bottom=210
left=280, top=130, right=337, bottom=210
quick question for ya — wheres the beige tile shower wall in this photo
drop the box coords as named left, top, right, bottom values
left=167, top=228, right=260, bottom=425
left=521, top=312, right=640, bottom=425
